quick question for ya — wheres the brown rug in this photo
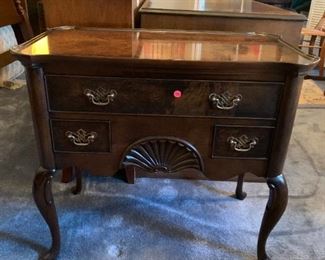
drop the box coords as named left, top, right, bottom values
left=299, top=79, right=325, bottom=107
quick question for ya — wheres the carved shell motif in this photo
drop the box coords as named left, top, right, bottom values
left=121, top=137, right=204, bottom=174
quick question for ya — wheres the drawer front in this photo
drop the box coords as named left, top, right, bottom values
left=212, top=125, right=273, bottom=159
left=51, top=120, right=111, bottom=153
left=46, top=75, right=281, bottom=118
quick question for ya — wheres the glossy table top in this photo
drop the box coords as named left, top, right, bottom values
left=140, top=0, right=305, bottom=20
left=12, top=27, right=316, bottom=67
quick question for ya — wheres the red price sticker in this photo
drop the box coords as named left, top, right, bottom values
left=173, top=90, right=182, bottom=98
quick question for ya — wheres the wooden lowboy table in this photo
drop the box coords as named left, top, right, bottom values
left=12, top=27, right=318, bottom=259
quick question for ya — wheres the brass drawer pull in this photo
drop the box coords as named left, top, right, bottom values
left=227, top=135, right=258, bottom=152
left=84, top=87, right=117, bottom=106
left=209, top=92, right=242, bottom=110
left=65, top=129, right=98, bottom=146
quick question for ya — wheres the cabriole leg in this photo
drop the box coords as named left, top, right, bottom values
left=33, top=167, right=60, bottom=260
left=235, top=173, right=247, bottom=200
left=61, top=167, right=74, bottom=183
left=72, top=167, right=82, bottom=195
left=124, top=164, right=136, bottom=184
left=257, top=174, right=288, bottom=260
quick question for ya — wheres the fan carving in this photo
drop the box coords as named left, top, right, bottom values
left=121, top=137, right=204, bottom=174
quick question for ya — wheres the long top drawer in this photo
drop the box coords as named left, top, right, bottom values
left=45, top=75, right=282, bottom=119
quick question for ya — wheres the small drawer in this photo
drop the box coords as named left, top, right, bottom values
left=45, top=75, right=282, bottom=118
left=212, top=125, right=273, bottom=159
left=51, top=120, right=111, bottom=153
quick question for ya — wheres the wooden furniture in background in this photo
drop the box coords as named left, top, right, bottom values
left=41, top=0, right=145, bottom=29
left=301, top=11, right=325, bottom=78
left=139, top=0, right=306, bottom=46
left=0, top=0, right=32, bottom=68
left=26, top=0, right=45, bottom=35
left=12, top=27, right=317, bottom=260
